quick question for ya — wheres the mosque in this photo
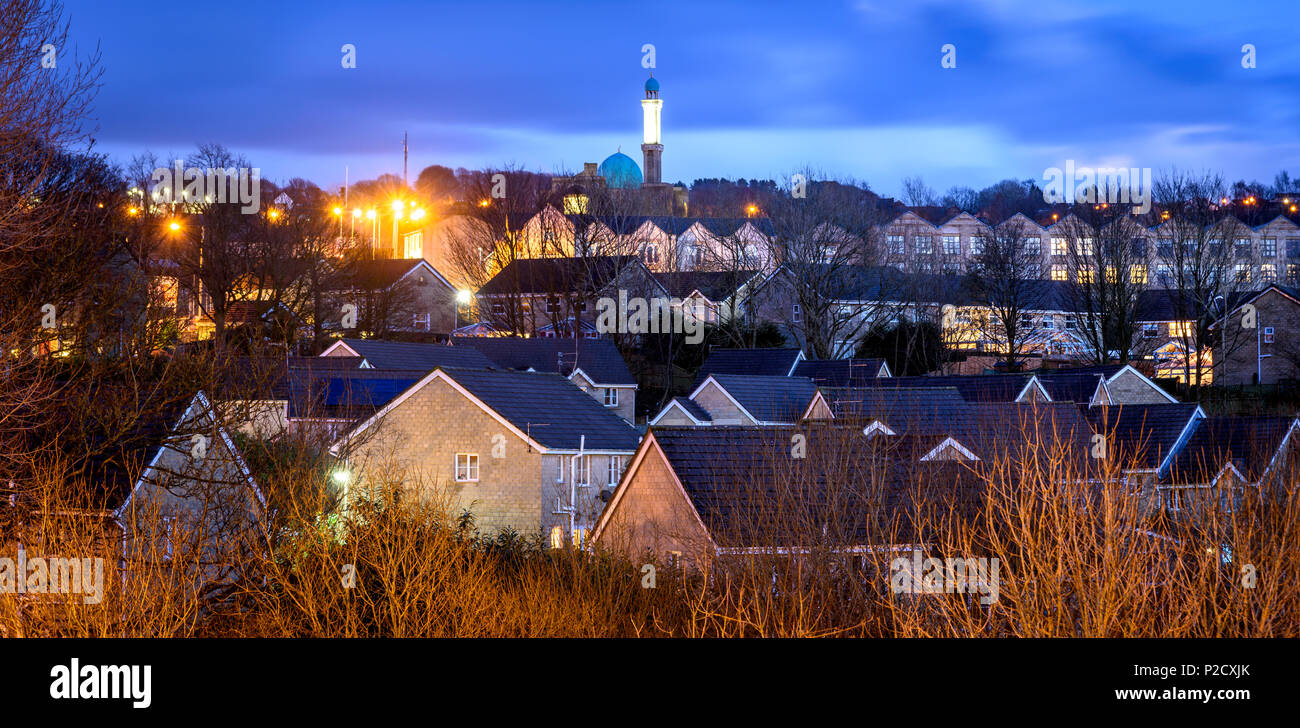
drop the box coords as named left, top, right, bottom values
left=551, top=74, right=689, bottom=216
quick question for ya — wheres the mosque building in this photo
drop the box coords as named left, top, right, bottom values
left=551, top=74, right=689, bottom=216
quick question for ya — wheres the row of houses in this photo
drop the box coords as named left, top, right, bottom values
left=420, top=204, right=1300, bottom=287
left=76, top=340, right=1294, bottom=581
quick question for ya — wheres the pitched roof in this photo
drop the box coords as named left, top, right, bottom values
left=1087, top=403, right=1202, bottom=471
left=476, top=256, right=642, bottom=296
left=286, top=371, right=427, bottom=419
left=642, top=425, right=981, bottom=547
left=455, top=336, right=635, bottom=386
left=327, top=339, right=496, bottom=371
left=435, top=368, right=640, bottom=451
left=1033, top=370, right=1109, bottom=403
left=661, top=396, right=712, bottom=423
left=693, top=347, right=803, bottom=386
left=652, top=270, right=759, bottom=301
left=704, top=374, right=820, bottom=423
left=853, top=374, right=1039, bottom=403
left=820, top=386, right=969, bottom=433
left=1165, top=415, right=1297, bottom=484
left=340, top=258, right=449, bottom=290
left=793, top=358, right=889, bottom=387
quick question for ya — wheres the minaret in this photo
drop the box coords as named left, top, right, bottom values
left=641, top=75, right=663, bottom=186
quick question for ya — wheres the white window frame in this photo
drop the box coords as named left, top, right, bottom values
left=792, top=303, right=802, bottom=323
left=607, top=456, right=622, bottom=486
left=574, top=455, right=591, bottom=487
left=455, top=453, right=479, bottom=482
left=603, top=387, right=618, bottom=407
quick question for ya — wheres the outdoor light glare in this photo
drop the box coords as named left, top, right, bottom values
left=331, top=469, right=351, bottom=486
left=456, top=289, right=473, bottom=305
left=333, top=207, right=343, bottom=216
left=352, top=208, right=362, bottom=217
left=411, top=208, right=426, bottom=220
left=392, top=200, right=404, bottom=212
left=168, top=220, right=181, bottom=232
left=366, top=209, right=376, bottom=219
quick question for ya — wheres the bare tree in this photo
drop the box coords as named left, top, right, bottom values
left=968, top=218, right=1047, bottom=369
left=1151, top=170, right=1254, bottom=389
left=1059, top=203, right=1149, bottom=364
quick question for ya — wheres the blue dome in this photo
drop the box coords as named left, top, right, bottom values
left=598, top=151, right=643, bottom=189
left=644, top=76, right=659, bottom=93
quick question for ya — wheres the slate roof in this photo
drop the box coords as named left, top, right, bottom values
left=286, top=371, right=427, bottom=419
left=645, top=425, right=982, bottom=547
left=652, top=270, right=759, bottom=301
left=1165, top=415, right=1297, bottom=484
left=693, top=347, right=802, bottom=386
left=705, top=374, right=820, bottom=423
left=436, top=368, right=640, bottom=452
left=1033, top=370, right=1109, bottom=403
left=329, top=339, right=496, bottom=371
left=820, top=386, right=969, bottom=434
left=665, top=396, right=712, bottom=423
left=339, top=258, right=446, bottom=290
left=455, top=336, right=635, bottom=385
left=852, top=374, right=1038, bottom=403
left=1087, top=403, right=1202, bottom=471
left=793, top=358, right=888, bottom=387
left=476, top=256, right=643, bottom=296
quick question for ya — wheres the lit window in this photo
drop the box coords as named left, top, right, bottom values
left=887, top=234, right=905, bottom=255
left=1235, top=263, right=1252, bottom=282
left=1289, top=263, right=1300, bottom=282
left=1130, top=265, right=1148, bottom=284
left=1261, top=238, right=1277, bottom=258
left=1050, top=265, right=1067, bottom=281
left=1051, top=237, right=1067, bottom=256
left=1077, top=238, right=1094, bottom=256
left=571, top=527, right=587, bottom=548
left=915, top=235, right=932, bottom=254
left=1078, top=269, right=1094, bottom=284
left=550, top=526, right=563, bottom=549
left=942, top=235, right=960, bottom=255
left=455, top=453, right=479, bottom=482
left=1170, top=322, right=1194, bottom=338
left=1025, top=237, right=1041, bottom=255
left=402, top=230, right=423, bottom=259
left=1261, top=263, right=1277, bottom=283
left=603, top=388, right=618, bottom=407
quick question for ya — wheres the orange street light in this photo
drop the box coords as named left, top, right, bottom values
left=333, top=207, right=343, bottom=216
left=268, top=209, right=280, bottom=220
left=746, top=204, right=758, bottom=216
left=411, top=208, right=426, bottom=220
left=478, top=199, right=490, bottom=207
left=128, top=206, right=139, bottom=216
left=365, top=209, right=377, bottom=219
left=352, top=208, right=362, bottom=218
left=167, top=220, right=181, bottom=232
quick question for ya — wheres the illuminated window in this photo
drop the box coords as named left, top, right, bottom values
left=1261, top=263, right=1277, bottom=282
left=1169, top=322, right=1194, bottom=338
left=887, top=234, right=905, bottom=255
left=1261, top=238, right=1277, bottom=257
left=562, top=194, right=589, bottom=215
left=1051, top=237, right=1067, bottom=256
left=571, top=527, right=587, bottom=548
left=550, top=526, right=563, bottom=549
left=402, top=230, right=423, bottom=259
left=942, top=235, right=960, bottom=255
left=455, top=453, right=479, bottom=482
left=1289, top=263, right=1299, bottom=282
left=1050, top=265, right=1067, bottom=281
left=1078, top=269, right=1094, bottom=284
left=1025, top=236, right=1041, bottom=255
left=915, top=235, right=932, bottom=254
left=1105, top=265, right=1118, bottom=283
left=1235, top=263, right=1251, bottom=282
left=1077, top=238, right=1094, bottom=256
left=1130, top=265, right=1148, bottom=284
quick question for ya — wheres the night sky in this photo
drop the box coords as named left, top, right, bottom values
left=65, top=0, right=1300, bottom=197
